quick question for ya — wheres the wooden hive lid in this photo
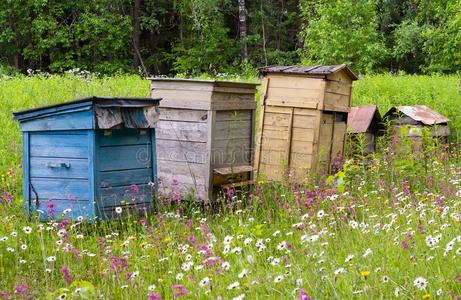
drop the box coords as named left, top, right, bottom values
left=259, top=64, right=358, bottom=81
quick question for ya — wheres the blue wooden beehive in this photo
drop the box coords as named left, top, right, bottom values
left=13, top=96, right=161, bottom=221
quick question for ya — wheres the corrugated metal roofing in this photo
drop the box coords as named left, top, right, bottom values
left=347, top=105, right=380, bottom=133
left=385, top=105, right=449, bottom=125
left=259, top=64, right=358, bottom=80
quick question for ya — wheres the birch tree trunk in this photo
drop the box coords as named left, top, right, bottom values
left=238, top=0, right=248, bottom=60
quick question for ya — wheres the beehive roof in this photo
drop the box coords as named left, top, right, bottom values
left=259, top=64, right=358, bottom=80
left=347, top=105, right=381, bottom=133
left=384, top=105, right=449, bottom=125
left=13, top=96, right=161, bottom=121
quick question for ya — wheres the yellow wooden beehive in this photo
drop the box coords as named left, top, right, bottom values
left=254, top=64, right=358, bottom=180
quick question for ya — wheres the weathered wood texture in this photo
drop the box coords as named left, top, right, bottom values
left=151, top=79, right=258, bottom=201
left=255, top=68, right=355, bottom=182
left=14, top=97, right=160, bottom=222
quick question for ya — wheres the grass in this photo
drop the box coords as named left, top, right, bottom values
left=0, top=73, right=461, bottom=299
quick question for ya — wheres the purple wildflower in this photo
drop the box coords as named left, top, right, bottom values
left=172, top=284, right=188, bottom=298
left=61, top=266, right=72, bottom=284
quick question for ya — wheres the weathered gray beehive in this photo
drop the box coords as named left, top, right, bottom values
left=150, top=78, right=259, bottom=201
left=383, top=105, right=450, bottom=138
left=255, top=64, right=358, bottom=180
left=347, top=105, right=382, bottom=154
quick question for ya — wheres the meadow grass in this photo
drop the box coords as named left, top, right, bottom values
left=0, top=73, right=461, bottom=299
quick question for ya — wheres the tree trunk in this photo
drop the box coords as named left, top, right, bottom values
left=132, top=0, right=141, bottom=70
left=238, top=0, right=247, bottom=60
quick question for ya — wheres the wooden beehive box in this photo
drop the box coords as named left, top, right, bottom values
left=150, top=78, right=259, bottom=201
left=383, top=105, right=450, bottom=139
left=13, top=97, right=161, bottom=221
left=347, top=105, right=382, bottom=154
left=255, top=65, right=358, bottom=180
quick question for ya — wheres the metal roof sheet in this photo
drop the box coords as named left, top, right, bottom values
left=347, top=105, right=380, bottom=133
left=259, top=64, right=358, bottom=80
left=385, top=105, right=449, bottom=125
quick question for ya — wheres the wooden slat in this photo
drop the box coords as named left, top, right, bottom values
left=292, top=114, right=317, bottom=129
left=99, top=168, right=152, bottom=187
left=325, top=81, right=351, bottom=95
left=215, top=110, right=252, bottom=121
left=99, top=144, right=152, bottom=171
left=99, top=184, right=153, bottom=207
left=30, top=157, right=88, bottom=179
left=214, top=120, right=252, bottom=139
left=266, top=87, right=321, bottom=100
left=264, top=106, right=293, bottom=114
left=213, top=165, right=253, bottom=175
left=159, top=108, right=209, bottom=123
left=267, top=74, right=324, bottom=89
left=323, top=92, right=350, bottom=112
left=211, top=100, right=256, bottom=111
left=263, top=112, right=291, bottom=127
left=31, top=178, right=89, bottom=201
left=30, top=133, right=89, bottom=158
left=98, top=129, right=151, bottom=146
left=151, top=81, right=214, bottom=92
left=265, top=97, right=318, bottom=109
left=19, top=110, right=94, bottom=131
left=157, top=140, right=207, bottom=164
left=157, top=121, right=208, bottom=142
left=291, top=140, right=314, bottom=155
left=292, top=128, right=315, bottom=142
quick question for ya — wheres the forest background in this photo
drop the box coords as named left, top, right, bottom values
left=0, top=0, right=460, bottom=76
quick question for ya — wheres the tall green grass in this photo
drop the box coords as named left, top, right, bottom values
left=353, top=74, right=461, bottom=140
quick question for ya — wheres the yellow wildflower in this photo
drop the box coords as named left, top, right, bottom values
left=360, top=270, right=370, bottom=279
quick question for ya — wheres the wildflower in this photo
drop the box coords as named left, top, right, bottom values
left=0, top=236, right=8, bottom=242
left=199, top=277, right=210, bottom=287
left=334, top=268, right=346, bottom=276
left=148, top=285, right=156, bottom=291
left=345, top=254, right=354, bottom=263
left=6, top=247, right=14, bottom=252
left=394, top=287, right=400, bottom=297
left=223, top=235, right=233, bottom=244
left=296, top=278, right=303, bottom=287
left=360, top=271, right=370, bottom=279
left=274, top=275, right=284, bottom=283
left=297, top=289, right=312, bottom=300
left=221, top=261, right=231, bottom=271
left=238, top=269, right=247, bottom=278
left=46, top=256, right=56, bottom=262
left=243, top=238, right=253, bottom=246
left=61, top=266, right=72, bottom=284
left=413, top=277, right=428, bottom=290
left=227, top=281, right=240, bottom=290
left=422, top=294, right=430, bottom=300
left=20, top=244, right=27, bottom=250
left=436, top=289, right=442, bottom=296
left=148, top=292, right=162, bottom=300
left=57, top=229, right=67, bottom=238
left=317, top=210, right=325, bottom=219
left=231, top=247, right=242, bottom=254
left=76, top=216, right=84, bottom=222
left=382, top=275, right=389, bottom=283
left=115, top=207, right=123, bottom=214
left=362, top=248, right=372, bottom=258
left=247, top=255, right=254, bottom=265
left=233, top=294, right=245, bottom=300
left=176, top=273, right=183, bottom=281
left=22, top=227, right=32, bottom=234
left=10, top=231, right=17, bottom=237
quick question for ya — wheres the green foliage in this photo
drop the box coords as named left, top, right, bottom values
left=168, top=0, right=239, bottom=75
left=421, top=0, right=461, bottom=73
left=300, top=0, right=386, bottom=73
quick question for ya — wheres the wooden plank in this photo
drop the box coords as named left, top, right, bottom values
left=157, top=138, right=208, bottom=164
left=19, top=110, right=94, bottom=132
left=266, top=87, right=321, bottom=100
left=263, top=112, right=291, bottom=127
left=265, top=97, right=318, bottom=109
left=22, top=132, right=30, bottom=214
left=259, top=150, right=287, bottom=165
left=265, top=105, right=293, bottom=114
left=258, top=163, right=285, bottom=181
left=99, top=144, right=152, bottom=171
left=214, top=120, right=252, bottom=139
left=98, top=129, right=150, bottom=146
left=99, top=184, right=153, bottom=207
left=325, top=81, right=351, bottom=95
left=211, top=147, right=251, bottom=167
left=213, top=87, right=257, bottom=94
left=30, top=157, right=88, bottom=179
left=206, top=110, right=215, bottom=201
left=262, top=128, right=289, bottom=139
left=323, top=92, right=350, bottom=112
left=267, top=74, right=324, bottom=89
left=157, top=120, right=208, bottom=142
left=159, top=108, right=209, bottom=123
left=260, top=137, right=289, bottom=151
left=159, top=172, right=207, bottom=186
left=326, top=69, right=354, bottom=83
left=290, top=153, right=312, bottom=168
left=30, top=178, right=90, bottom=201
left=254, top=77, right=269, bottom=175
left=292, top=128, right=315, bottom=142
left=286, top=108, right=294, bottom=164
left=213, top=165, right=253, bottom=175
left=157, top=160, right=207, bottom=177
left=211, top=100, right=256, bottom=111
left=213, top=138, right=251, bottom=149
left=151, top=81, right=214, bottom=92
left=153, top=89, right=212, bottom=102
left=30, top=133, right=89, bottom=158
left=99, top=168, right=152, bottom=187
left=88, top=130, right=96, bottom=220
left=157, top=99, right=211, bottom=110
left=291, top=140, right=314, bottom=155
left=293, top=108, right=319, bottom=116
left=292, top=114, right=317, bottom=129
left=215, top=110, right=252, bottom=121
